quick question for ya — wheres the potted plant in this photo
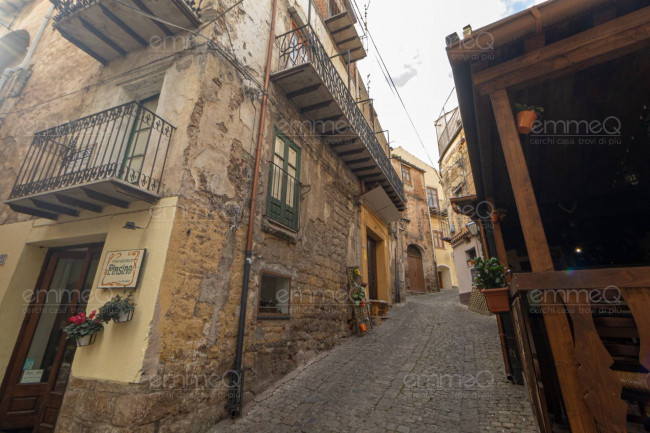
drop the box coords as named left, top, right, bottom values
left=98, top=292, right=136, bottom=323
left=351, top=283, right=366, bottom=307
left=474, top=257, right=510, bottom=313
left=515, top=103, right=543, bottom=134
left=491, top=208, right=507, bottom=223
left=63, top=310, right=104, bottom=346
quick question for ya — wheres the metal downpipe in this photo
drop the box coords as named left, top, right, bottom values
left=227, top=0, right=278, bottom=419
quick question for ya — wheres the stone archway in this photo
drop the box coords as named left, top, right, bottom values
left=437, top=264, right=453, bottom=290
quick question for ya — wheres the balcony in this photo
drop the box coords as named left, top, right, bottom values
left=324, top=1, right=366, bottom=62
left=50, top=0, right=201, bottom=64
left=5, top=101, right=174, bottom=220
left=271, top=25, right=405, bottom=211
left=436, top=107, right=462, bottom=158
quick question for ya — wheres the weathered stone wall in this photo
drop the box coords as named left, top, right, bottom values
left=391, top=158, right=437, bottom=293
left=0, top=0, right=372, bottom=430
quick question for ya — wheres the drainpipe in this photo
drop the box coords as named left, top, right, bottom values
left=0, top=3, right=55, bottom=95
left=227, top=0, right=278, bottom=419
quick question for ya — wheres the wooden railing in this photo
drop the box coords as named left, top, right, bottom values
left=512, top=267, right=650, bottom=432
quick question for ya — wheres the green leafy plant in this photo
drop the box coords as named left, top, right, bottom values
left=473, top=257, right=508, bottom=289
left=63, top=311, right=104, bottom=339
left=351, top=283, right=366, bottom=306
left=98, top=292, right=136, bottom=323
left=514, top=103, right=544, bottom=116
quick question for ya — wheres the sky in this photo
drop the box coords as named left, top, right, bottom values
left=353, top=0, right=544, bottom=167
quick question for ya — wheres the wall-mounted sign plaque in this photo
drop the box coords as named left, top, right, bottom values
left=98, top=249, right=145, bottom=289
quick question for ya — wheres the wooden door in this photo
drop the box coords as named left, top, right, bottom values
left=407, top=247, right=425, bottom=292
left=0, top=247, right=101, bottom=432
left=366, top=237, right=378, bottom=300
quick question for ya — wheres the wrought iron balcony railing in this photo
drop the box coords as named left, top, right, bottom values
left=275, top=25, right=405, bottom=206
left=50, top=0, right=202, bottom=22
left=9, top=101, right=174, bottom=201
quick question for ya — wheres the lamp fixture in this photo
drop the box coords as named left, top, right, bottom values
left=123, top=221, right=143, bottom=230
left=466, top=221, right=479, bottom=237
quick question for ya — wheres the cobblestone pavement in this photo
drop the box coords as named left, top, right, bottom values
left=212, top=290, right=538, bottom=433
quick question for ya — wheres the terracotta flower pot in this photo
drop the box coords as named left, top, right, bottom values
left=480, top=287, right=511, bottom=313
left=517, top=110, right=538, bottom=134
left=491, top=214, right=499, bottom=223
left=359, top=323, right=367, bottom=333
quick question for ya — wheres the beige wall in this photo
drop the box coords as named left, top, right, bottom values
left=0, top=197, right=178, bottom=382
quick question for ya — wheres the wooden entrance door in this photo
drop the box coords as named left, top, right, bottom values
left=0, top=247, right=101, bottom=432
left=366, top=237, right=378, bottom=300
left=407, top=246, right=425, bottom=292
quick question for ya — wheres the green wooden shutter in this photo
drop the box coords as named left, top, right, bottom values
left=267, top=130, right=301, bottom=229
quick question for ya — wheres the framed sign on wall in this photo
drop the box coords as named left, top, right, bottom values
left=98, top=249, right=146, bottom=289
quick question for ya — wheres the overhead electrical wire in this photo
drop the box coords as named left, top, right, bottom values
left=352, top=0, right=437, bottom=168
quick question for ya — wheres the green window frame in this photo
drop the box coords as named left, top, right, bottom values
left=267, top=130, right=301, bottom=230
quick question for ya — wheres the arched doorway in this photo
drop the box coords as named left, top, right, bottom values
left=406, top=244, right=425, bottom=292
left=437, top=264, right=453, bottom=290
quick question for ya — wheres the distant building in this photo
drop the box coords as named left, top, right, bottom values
left=391, top=147, right=458, bottom=293
left=436, top=107, right=484, bottom=304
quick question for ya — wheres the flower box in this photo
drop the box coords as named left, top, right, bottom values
left=481, top=287, right=511, bottom=313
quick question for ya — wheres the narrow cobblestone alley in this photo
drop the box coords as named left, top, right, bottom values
left=212, top=290, right=538, bottom=433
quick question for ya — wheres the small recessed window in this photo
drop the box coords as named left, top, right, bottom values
left=258, top=273, right=291, bottom=317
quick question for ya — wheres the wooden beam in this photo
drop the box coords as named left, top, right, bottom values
left=338, top=148, right=365, bottom=157
left=512, top=267, right=650, bottom=292
left=475, top=6, right=650, bottom=95
left=347, top=157, right=372, bottom=165
left=82, top=187, right=129, bottom=208
left=490, top=88, right=597, bottom=433
left=490, top=90, right=552, bottom=272
left=350, top=165, right=376, bottom=173
left=30, top=199, right=79, bottom=217
left=55, top=193, right=103, bottom=213
left=287, top=84, right=321, bottom=99
left=300, top=100, right=333, bottom=114
left=8, top=203, right=58, bottom=220
left=99, top=4, right=148, bottom=47
left=79, top=17, right=127, bottom=56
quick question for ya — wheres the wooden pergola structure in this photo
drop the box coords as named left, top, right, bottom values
left=447, top=0, right=650, bottom=431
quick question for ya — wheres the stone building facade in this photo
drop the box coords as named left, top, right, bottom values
left=0, top=0, right=405, bottom=431
left=390, top=150, right=437, bottom=293
left=436, top=107, right=484, bottom=304
left=391, top=147, right=458, bottom=292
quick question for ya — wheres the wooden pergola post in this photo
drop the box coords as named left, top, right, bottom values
left=490, top=89, right=598, bottom=433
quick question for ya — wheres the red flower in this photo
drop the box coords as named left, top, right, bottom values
left=88, top=310, right=96, bottom=319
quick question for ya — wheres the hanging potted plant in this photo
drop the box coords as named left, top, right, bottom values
left=98, top=292, right=136, bottom=323
left=474, top=257, right=510, bottom=313
left=515, top=103, right=544, bottom=134
left=63, top=311, right=104, bottom=347
left=491, top=208, right=507, bottom=223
